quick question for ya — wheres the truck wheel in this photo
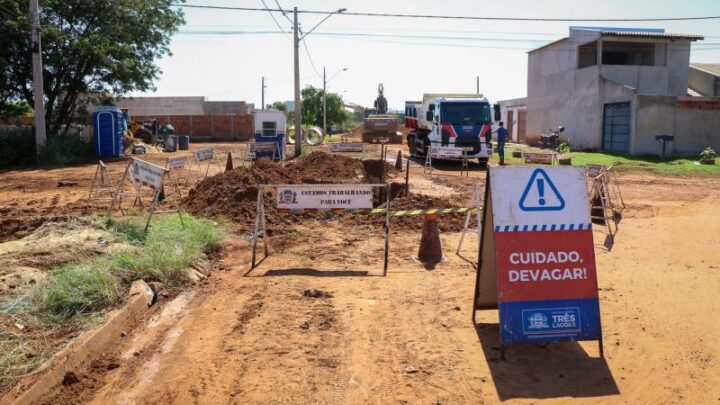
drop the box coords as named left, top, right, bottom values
left=408, top=135, right=416, bottom=155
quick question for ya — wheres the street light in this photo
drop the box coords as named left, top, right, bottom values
left=293, top=7, right=346, bottom=157
left=323, top=67, right=348, bottom=135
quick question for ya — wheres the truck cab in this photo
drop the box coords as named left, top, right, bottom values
left=407, top=96, right=494, bottom=163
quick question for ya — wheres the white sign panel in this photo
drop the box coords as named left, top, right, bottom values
left=490, top=166, right=590, bottom=231
left=249, top=143, right=277, bottom=153
left=132, top=158, right=167, bottom=189
left=330, top=143, right=364, bottom=152
left=276, top=184, right=374, bottom=210
left=194, top=148, right=214, bottom=162
left=167, top=156, right=187, bottom=170
left=430, top=145, right=466, bottom=159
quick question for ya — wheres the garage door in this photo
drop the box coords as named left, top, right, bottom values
left=517, top=110, right=527, bottom=143
left=602, top=102, right=630, bottom=153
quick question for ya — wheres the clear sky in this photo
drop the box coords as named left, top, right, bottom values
left=131, top=0, right=720, bottom=110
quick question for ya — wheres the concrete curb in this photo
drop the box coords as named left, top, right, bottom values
left=3, top=280, right=155, bottom=405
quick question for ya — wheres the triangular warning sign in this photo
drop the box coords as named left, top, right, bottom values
left=518, top=168, right=565, bottom=211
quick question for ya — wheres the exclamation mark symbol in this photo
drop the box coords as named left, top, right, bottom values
left=537, top=178, right=545, bottom=206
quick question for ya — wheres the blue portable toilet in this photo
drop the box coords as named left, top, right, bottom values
left=92, top=107, right=126, bottom=157
left=253, top=109, right=286, bottom=160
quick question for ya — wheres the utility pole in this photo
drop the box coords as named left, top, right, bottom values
left=30, top=0, right=46, bottom=156
left=261, top=76, right=266, bottom=109
left=293, top=7, right=302, bottom=157
left=322, top=67, right=326, bottom=136
left=476, top=76, right=479, bottom=94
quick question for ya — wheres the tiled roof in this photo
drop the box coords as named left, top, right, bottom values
left=691, top=63, right=720, bottom=77
left=600, top=31, right=704, bottom=41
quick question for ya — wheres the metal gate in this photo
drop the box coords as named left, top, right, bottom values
left=602, top=102, right=631, bottom=153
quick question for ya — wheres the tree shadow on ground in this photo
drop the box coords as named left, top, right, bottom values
left=474, top=322, right=620, bottom=401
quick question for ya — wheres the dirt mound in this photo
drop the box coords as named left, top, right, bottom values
left=182, top=151, right=400, bottom=233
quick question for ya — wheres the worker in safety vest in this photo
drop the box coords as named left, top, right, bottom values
left=497, top=122, right=508, bottom=166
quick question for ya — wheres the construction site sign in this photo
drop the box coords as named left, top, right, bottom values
left=194, top=148, right=214, bottom=162
left=522, top=152, right=557, bottom=165
left=167, top=156, right=187, bottom=170
left=430, top=145, right=464, bottom=159
left=132, top=158, right=166, bottom=189
left=252, top=183, right=390, bottom=276
left=276, top=184, right=374, bottom=211
left=330, top=143, right=364, bottom=153
left=473, top=166, right=602, bottom=358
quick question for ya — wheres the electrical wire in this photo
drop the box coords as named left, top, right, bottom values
left=260, top=0, right=286, bottom=33
left=274, top=0, right=293, bottom=25
left=174, top=4, right=720, bottom=23
left=300, top=32, right=322, bottom=78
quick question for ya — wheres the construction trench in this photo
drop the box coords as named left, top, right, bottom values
left=1, top=142, right=720, bottom=404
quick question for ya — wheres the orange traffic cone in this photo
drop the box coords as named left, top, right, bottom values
left=395, top=150, right=403, bottom=171
left=417, top=201, right=443, bottom=269
left=225, top=152, right=233, bottom=171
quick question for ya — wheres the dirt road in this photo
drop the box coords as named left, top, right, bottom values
left=18, top=158, right=719, bottom=404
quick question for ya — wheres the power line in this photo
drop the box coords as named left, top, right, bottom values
left=260, top=0, right=286, bottom=33
left=175, top=4, right=720, bottom=22
left=273, top=0, right=293, bottom=25
left=301, top=33, right=322, bottom=78
left=175, top=29, right=720, bottom=48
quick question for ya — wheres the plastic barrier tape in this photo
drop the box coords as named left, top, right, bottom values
left=276, top=207, right=480, bottom=216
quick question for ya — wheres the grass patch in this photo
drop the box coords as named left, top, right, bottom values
left=112, top=215, right=221, bottom=288
left=500, top=143, right=720, bottom=176
left=568, top=152, right=720, bottom=176
left=32, top=261, right=123, bottom=322
left=3, top=213, right=220, bottom=322
left=0, top=213, right=221, bottom=391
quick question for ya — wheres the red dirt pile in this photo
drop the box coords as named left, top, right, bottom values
left=182, top=151, right=399, bottom=233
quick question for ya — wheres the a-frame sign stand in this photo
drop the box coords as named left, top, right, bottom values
left=109, top=160, right=144, bottom=217
left=473, top=166, right=604, bottom=360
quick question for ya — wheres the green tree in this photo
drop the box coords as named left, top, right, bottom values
left=266, top=101, right=291, bottom=123
left=0, top=100, right=31, bottom=120
left=301, top=86, right=349, bottom=129
left=0, top=0, right=184, bottom=135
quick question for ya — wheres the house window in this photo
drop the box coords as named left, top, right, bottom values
left=578, top=41, right=598, bottom=69
left=601, top=41, right=656, bottom=66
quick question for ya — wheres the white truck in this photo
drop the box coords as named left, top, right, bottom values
left=405, top=94, right=496, bottom=164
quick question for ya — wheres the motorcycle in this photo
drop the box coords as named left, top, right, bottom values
left=540, top=125, right=564, bottom=149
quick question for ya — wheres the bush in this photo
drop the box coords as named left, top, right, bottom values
left=0, top=127, right=35, bottom=168
left=38, top=133, right=94, bottom=166
left=33, top=261, right=123, bottom=321
left=699, top=147, right=717, bottom=160
left=111, top=215, right=221, bottom=289
left=0, top=128, right=94, bottom=168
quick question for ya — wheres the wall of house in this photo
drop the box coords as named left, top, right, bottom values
left=117, top=97, right=252, bottom=117
left=497, top=98, right=527, bottom=142
left=689, top=67, right=720, bottom=97
left=633, top=96, right=720, bottom=156
left=528, top=33, right=695, bottom=153
left=527, top=39, right=577, bottom=145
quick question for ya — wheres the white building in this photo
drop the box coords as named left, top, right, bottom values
left=496, top=97, right=527, bottom=143
left=527, top=27, right=720, bottom=156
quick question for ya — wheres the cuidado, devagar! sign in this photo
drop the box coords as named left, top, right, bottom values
left=474, top=166, right=603, bottom=355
